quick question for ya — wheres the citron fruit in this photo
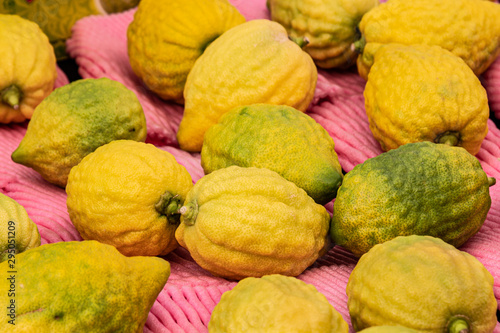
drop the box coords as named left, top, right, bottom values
left=267, top=0, right=379, bottom=68
left=201, top=104, right=343, bottom=205
left=331, top=141, right=495, bottom=257
left=175, top=166, right=330, bottom=280
left=360, top=43, right=489, bottom=155
left=346, top=235, right=497, bottom=332
left=11, top=77, right=147, bottom=188
left=0, top=14, right=57, bottom=123
left=127, top=0, right=245, bottom=103
left=0, top=193, right=40, bottom=262
left=1, top=0, right=140, bottom=59
left=354, top=0, right=500, bottom=76
left=208, top=274, right=349, bottom=332
left=177, top=19, right=318, bottom=152
left=0, top=240, right=170, bottom=332
left=66, top=140, right=193, bottom=257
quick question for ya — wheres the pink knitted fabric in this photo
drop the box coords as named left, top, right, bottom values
left=0, top=1, right=499, bottom=332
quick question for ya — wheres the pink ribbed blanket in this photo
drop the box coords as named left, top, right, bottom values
left=1, top=0, right=499, bottom=331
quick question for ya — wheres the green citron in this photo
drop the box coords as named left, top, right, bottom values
left=175, top=166, right=331, bottom=281
left=209, top=274, right=349, bottom=332
left=201, top=104, right=343, bottom=205
left=11, top=77, right=147, bottom=188
left=267, top=0, right=379, bottom=68
left=347, top=235, right=497, bottom=332
left=0, top=0, right=140, bottom=59
left=0, top=193, right=40, bottom=262
left=355, top=0, right=500, bottom=76
left=331, top=141, right=494, bottom=256
left=0, top=240, right=170, bottom=332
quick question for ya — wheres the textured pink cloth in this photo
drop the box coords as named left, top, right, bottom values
left=1, top=1, right=500, bottom=332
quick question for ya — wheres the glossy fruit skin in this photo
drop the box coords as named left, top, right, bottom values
left=175, top=166, right=331, bottom=281
left=0, top=193, right=40, bottom=262
left=11, top=78, right=147, bottom=188
left=0, top=240, right=171, bottom=332
left=208, top=274, right=349, bottom=333
left=267, top=0, right=379, bottom=68
left=66, top=140, right=193, bottom=257
left=331, top=141, right=493, bottom=256
left=360, top=43, right=489, bottom=155
left=346, top=235, right=497, bottom=333
left=356, top=0, right=500, bottom=76
left=177, top=19, right=318, bottom=152
left=0, top=14, right=57, bottom=123
left=127, top=0, right=245, bottom=103
left=201, top=104, right=343, bottom=205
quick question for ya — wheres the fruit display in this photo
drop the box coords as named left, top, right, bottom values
left=1, top=0, right=500, bottom=332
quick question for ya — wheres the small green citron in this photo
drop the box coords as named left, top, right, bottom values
left=0, top=193, right=40, bottom=262
left=175, top=166, right=331, bottom=280
left=177, top=19, right=318, bottom=152
left=360, top=43, right=489, bottom=155
left=209, top=274, right=349, bottom=333
left=355, top=0, right=500, bottom=76
left=331, top=141, right=494, bottom=256
left=0, top=240, right=171, bottom=332
left=267, top=0, right=379, bottom=68
left=127, top=0, right=245, bottom=103
left=0, top=14, right=57, bottom=123
left=11, top=77, right=147, bottom=188
left=347, top=235, right=498, bottom=332
left=201, top=104, right=343, bottom=205
left=66, top=140, right=193, bottom=257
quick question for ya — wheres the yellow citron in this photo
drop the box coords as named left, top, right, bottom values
left=209, top=274, right=349, bottom=332
left=0, top=0, right=140, bottom=59
left=127, top=0, right=245, bottom=103
left=361, top=43, right=489, bottom=155
left=177, top=19, right=318, bottom=152
left=175, top=166, right=330, bottom=280
left=0, top=14, right=57, bottom=123
left=355, top=0, right=500, bottom=76
left=267, top=0, right=379, bottom=68
left=0, top=240, right=171, bottom=332
left=66, top=140, right=193, bottom=257
left=0, top=193, right=40, bottom=262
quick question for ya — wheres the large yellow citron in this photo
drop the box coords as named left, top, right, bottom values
left=355, top=0, right=500, bottom=76
left=361, top=43, right=489, bottom=155
left=177, top=19, right=318, bottom=152
left=175, top=166, right=330, bottom=280
left=0, top=14, right=57, bottom=123
left=127, top=0, right=245, bottom=103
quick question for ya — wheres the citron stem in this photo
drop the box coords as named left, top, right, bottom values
left=353, top=36, right=366, bottom=54
left=448, top=318, right=469, bottom=333
left=288, top=36, right=309, bottom=49
left=179, top=202, right=198, bottom=226
left=488, top=177, right=496, bottom=187
left=435, top=131, right=460, bottom=146
left=1, top=85, right=22, bottom=110
left=155, top=191, right=182, bottom=225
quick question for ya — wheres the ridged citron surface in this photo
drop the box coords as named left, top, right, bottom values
left=209, top=274, right=349, bottom=333
left=0, top=14, right=57, bottom=123
left=175, top=166, right=330, bottom=280
left=11, top=78, right=147, bottom=188
left=347, top=235, right=497, bottom=333
left=331, top=142, right=494, bottom=256
left=177, top=19, right=318, bottom=152
left=0, top=193, right=40, bottom=262
left=355, top=0, right=500, bottom=76
left=66, top=140, right=193, bottom=257
left=360, top=43, right=489, bottom=155
left=267, top=0, right=379, bottom=68
left=201, top=104, right=343, bottom=205
left=127, top=0, right=245, bottom=103
left=0, top=240, right=170, bottom=332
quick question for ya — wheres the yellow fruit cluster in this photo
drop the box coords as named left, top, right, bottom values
left=2, top=0, right=500, bottom=331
